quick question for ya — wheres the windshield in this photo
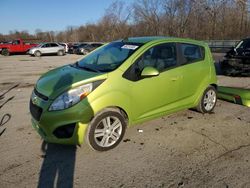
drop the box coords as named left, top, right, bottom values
left=76, top=41, right=142, bottom=72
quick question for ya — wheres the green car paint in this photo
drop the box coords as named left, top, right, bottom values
left=217, top=86, right=250, bottom=107
left=30, top=37, right=217, bottom=145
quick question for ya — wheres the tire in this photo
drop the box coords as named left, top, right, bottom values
left=1, top=49, right=9, bottom=56
left=196, top=86, right=217, bottom=114
left=34, top=51, right=41, bottom=57
left=57, top=50, right=64, bottom=56
left=86, top=108, right=127, bottom=151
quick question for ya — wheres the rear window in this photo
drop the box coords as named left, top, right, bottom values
left=180, top=43, right=205, bottom=64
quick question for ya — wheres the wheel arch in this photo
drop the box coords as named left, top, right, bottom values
left=210, top=83, right=218, bottom=90
left=91, top=106, right=129, bottom=125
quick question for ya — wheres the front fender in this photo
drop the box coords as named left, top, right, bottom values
left=88, top=91, right=133, bottom=125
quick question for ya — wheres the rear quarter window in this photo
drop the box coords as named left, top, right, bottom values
left=179, top=43, right=205, bottom=64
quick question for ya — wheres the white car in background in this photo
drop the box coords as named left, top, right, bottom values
left=28, top=42, right=65, bottom=57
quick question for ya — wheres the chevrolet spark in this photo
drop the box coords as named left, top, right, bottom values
left=30, top=37, right=217, bottom=151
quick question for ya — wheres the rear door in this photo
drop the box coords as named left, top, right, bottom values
left=176, top=43, right=207, bottom=104
left=49, top=43, right=59, bottom=53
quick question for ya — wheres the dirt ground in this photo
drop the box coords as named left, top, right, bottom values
left=0, top=54, right=249, bottom=188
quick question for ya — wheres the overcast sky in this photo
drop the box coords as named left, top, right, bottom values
left=0, top=0, right=134, bottom=34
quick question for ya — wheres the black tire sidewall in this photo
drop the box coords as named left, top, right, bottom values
left=87, top=110, right=127, bottom=151
left=200, top=86, right=217, bottom=113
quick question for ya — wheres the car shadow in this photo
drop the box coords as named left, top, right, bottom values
left=37, top=70, right=95, bottom=188
left=38, top=142, right=77, bottom=188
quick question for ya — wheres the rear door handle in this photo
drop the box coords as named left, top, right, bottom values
left=171, top=75, right=183, bottom=81
left=171, top=77, right=179, bottom=81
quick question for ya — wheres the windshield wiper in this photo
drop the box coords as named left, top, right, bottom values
left=74, top=62, right=100, bottom=73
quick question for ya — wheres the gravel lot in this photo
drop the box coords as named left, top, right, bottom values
left=0, top=54, right=249, bottom=188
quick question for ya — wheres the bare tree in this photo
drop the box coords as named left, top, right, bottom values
left=1, top=0, right=250, bottom=42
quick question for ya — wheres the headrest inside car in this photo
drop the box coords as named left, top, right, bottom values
left=184, top=47, right=197, bottom=56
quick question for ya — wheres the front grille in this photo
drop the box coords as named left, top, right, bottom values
left=34, top=88, right=48, bottom=101
left=30, top=100, right=43, bottom=121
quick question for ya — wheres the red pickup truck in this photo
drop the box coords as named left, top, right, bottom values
left=0, top=39, right=38, bottom=56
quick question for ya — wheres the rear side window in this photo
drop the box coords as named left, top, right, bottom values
left=50, top=43, right=59, bottom=47
left=180, top=43, right=205, bottom=64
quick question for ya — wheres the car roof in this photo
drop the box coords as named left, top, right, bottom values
left=120, top=36, right=206, bottom=46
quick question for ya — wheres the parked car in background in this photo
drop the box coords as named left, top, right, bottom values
left=30, top=36, right=217, bottom=151
left=59, top=43, right=69, bottom=53
left=76, top=42, right=104, bottom=55
left=0, top=39, right=38, bottom=56
left=28, top=42, right=65, bottom=57
left=221, top=38, right=250, bottom=76
left=68, top=43, right=85, bottom=54
left=225, top=38, right=250, bottom=58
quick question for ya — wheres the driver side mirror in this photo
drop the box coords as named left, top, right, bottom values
left=141, top=66, right=159, bottom=78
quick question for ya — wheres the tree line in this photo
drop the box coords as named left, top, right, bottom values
left=0, top=0, right=249, bottom=42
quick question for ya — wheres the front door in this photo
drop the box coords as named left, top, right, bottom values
left=123, top=43, right=183, bottom=121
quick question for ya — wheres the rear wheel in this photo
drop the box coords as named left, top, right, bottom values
left=86, top=108, right=127, bottom=151
left=2, top=49, right=9, bottom=56
left=57, top=50, right=64, bottom=56
left=196, top=86, right=217, bottom=113
left=34, top=51, right=41, bottom=57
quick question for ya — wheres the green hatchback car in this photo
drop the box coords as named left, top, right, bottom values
left=30, top=37, right=217, bottom=151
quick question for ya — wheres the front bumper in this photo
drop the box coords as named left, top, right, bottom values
left=31, top=118, right=88, bottom=145
left=30, top=90, right=93, bottom=145
left=28, top=50, right=34, bottom=55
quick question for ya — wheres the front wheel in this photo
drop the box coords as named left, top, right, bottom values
left=2, top=49, right=9, bottom=56
left=86, top=108, right=127, bottom=151
left=34, top=51, right=41, bottom=57
left=196, top=86, right=217, bottom=113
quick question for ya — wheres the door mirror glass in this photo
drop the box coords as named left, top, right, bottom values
left=141, top=66, right=159, bottom=77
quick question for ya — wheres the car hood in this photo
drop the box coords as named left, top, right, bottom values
left=35, top=65, right=107, bottom=99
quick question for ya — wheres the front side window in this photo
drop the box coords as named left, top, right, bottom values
left=76, top=42, right=142, bottom=72
left=123, top=43, right=177, bottom=81
left=180, top=43, right=204, bottom=64
left=42, top=43, right=50, bottom=48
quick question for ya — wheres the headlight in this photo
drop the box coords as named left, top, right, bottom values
left=49, top=83, right=93, bottom=111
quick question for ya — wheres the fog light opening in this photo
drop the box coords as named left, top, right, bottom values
left=53, top=123, right=76, bottom=139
